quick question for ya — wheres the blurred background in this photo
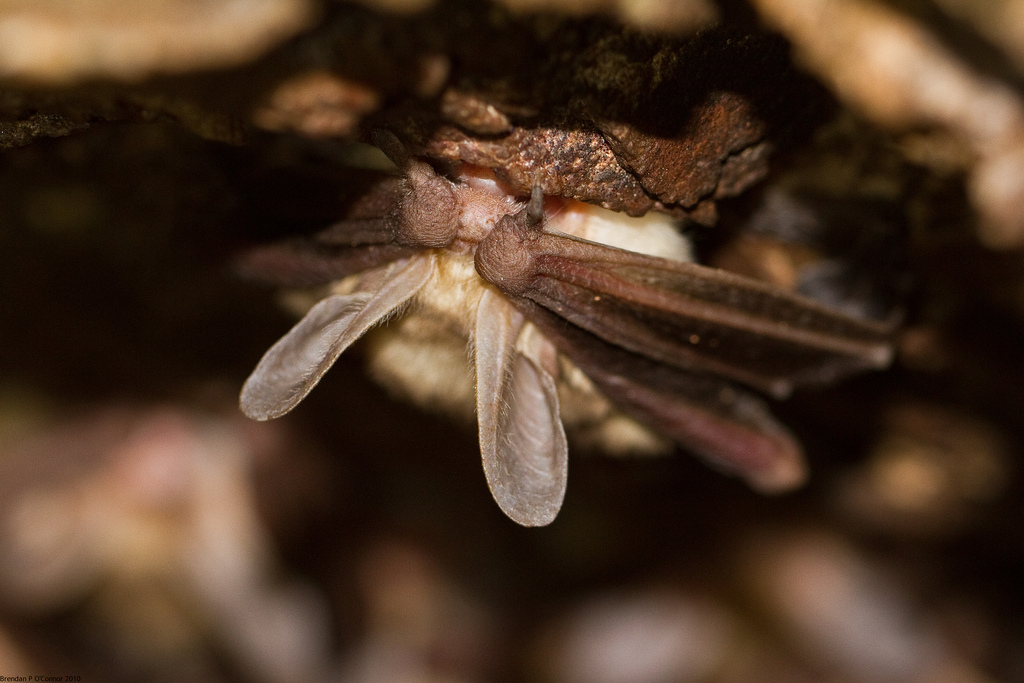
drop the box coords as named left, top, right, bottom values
left=1, top=0, right=1023, bottom=681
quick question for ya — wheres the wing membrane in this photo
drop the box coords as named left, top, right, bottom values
left=513, top=298, right=806, bottom=492
left=476, top=210, right=893, bottom=399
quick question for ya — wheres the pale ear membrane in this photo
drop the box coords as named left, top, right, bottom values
left=240, top=255, right=435, bottom=420
left=475, top=289, right=568, bottom=527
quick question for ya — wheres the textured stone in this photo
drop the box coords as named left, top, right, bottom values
left=599, top=91, right=768, bottom=208
left=408, top=123, right=658, bottom=216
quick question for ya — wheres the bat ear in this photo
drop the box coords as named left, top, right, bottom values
left=240, top=255, right=435, bottom=420
left=475, top=290, right=568, bottom=526
left=241, top=293, right=372, bottom=420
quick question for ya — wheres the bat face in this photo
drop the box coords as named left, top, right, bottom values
left=238, top=147, right=894, bottom=527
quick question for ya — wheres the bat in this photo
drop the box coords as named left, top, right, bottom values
left=237, top=143, right=894, bottom=526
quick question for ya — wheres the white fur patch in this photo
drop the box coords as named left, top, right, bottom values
left=548, top=201, right=693, bottom=262
left=362, top=175, right=693, bottom=456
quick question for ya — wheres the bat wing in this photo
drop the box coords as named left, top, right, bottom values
left=475, top=206, right=894, bottom=399
left=235, top=159, right=460, bottom=287
left=517, top=299, right=806, bottom=492
left=234, top=217, right=422, bottom=287
left=475, top=289, right=568, bottom=526
left=240, top=254, right=435, bottom=420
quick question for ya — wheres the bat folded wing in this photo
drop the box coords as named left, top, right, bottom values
left=476, top=208, right=894, bottom=400
left=514, top=299, right=807, bottom=493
